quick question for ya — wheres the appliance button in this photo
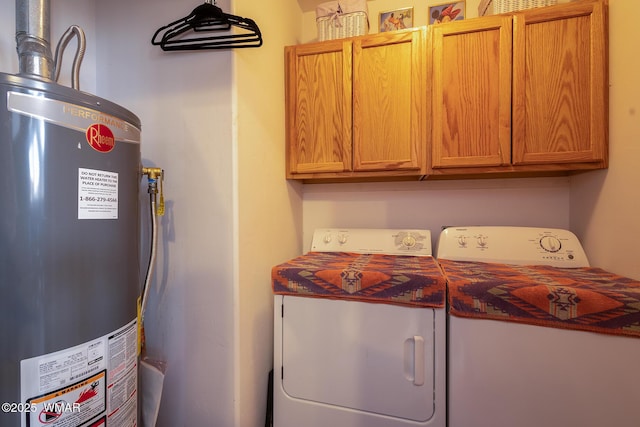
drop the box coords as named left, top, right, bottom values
left=402, top=235, right=416, bottom=248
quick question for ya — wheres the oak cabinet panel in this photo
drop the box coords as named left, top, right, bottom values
left=429, top=0, right=608, bottom=176
left=286, top=28, right=426, bottom=181
left=512, top=0, right=608, bottom=165
left=353, top=30, right=425, bottom=172
left=285, top=40, right=352, bottom=175
left=431, top=16, right=513, bottom=169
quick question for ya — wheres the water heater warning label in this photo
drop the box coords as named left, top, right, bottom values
left=78, top=168, right=119, bottom=220
left=20, top=320, right=138, bottom=427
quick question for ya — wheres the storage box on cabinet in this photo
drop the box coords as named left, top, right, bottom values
left=479, top=0, right=558, bottom=16
left=316, top=0, right=369, bottom=41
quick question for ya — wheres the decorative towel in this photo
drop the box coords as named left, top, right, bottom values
left=439, top=260, right=640, bottom=338
left=272, top=252, right=446, bottom=308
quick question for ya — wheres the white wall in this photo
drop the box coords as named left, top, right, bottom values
left=92, top=0, right=303, bottom=425
left=571, top=0, right=640, bottom=279
left=0, top=1, right=17, bottom=71
left=94, top=0, right=237, bottom=424
left=0, top=0, right=96, bottom=91
left=302, top=178, right=571, bottom=251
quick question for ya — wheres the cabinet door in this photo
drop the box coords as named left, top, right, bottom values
left=430, top=16, right=512, bottom=169
left=353, top=29, right=426, bottom=172
left=512, top=0, right=608, bottom=165
left=285, top=41, right=352, bottom=176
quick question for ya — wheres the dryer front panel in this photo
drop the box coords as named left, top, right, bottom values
left=280, top=296, right=436, bottom=422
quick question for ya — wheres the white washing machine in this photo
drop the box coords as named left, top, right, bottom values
left=437, top=226, right=640, bottom=427
left=272, top=229, right=447, bottom=427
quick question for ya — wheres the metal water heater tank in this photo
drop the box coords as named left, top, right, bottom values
left=0, top=72, right=141, bottom=427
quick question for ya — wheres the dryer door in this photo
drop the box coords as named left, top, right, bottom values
left=280, top=296, right=436, bottom=422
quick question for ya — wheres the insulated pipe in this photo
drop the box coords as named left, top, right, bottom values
left=53, top=25, right=86, bottom=90
left=15, top=0, right=54, bottom=80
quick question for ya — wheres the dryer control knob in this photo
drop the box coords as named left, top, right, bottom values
left=402, top=234, right=417, bottom=248
left=323, top=234, right=332, bottom=244
left=338, top=234, right=348, bottom=244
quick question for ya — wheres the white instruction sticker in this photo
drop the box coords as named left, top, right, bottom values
left=78, top=168, right=119, bottom=220
left=20, top=319, right=138, bottom=427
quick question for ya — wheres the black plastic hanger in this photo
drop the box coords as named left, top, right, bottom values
left=151, top=0, right=262, bottom=51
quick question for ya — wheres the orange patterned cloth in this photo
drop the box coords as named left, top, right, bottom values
left=439, top=260, right=640, bottom=338
left=272, top=252, right=446, bottom=308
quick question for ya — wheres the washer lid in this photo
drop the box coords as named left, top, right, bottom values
left=280, top=296, right=437, bottom=422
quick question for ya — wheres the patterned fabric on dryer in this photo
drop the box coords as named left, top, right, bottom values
left=272, top=252, right=446, bottom=308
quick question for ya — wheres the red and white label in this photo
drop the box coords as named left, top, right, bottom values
left=86, top=124, right=115, bottom=153
left=20, top=320, right=138, bottom=427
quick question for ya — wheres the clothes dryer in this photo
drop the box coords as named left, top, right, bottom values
left=272, top=229, right=447, bottom=427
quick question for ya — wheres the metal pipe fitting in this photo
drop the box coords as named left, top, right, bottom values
left=142, top=167, right=165, bottom=216
left=15, top=0, right=54, bottom=80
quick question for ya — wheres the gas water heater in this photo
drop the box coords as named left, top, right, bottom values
left=0, top=1, right=154, bottom=426
left=0, top=73, right=142, bottom=427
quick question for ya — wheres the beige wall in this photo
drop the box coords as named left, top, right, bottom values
left=235, top=0, right=303, bottom=425
left=571, top=0, right=640, bottom=279
left=301, top=178, right=572, bottom=252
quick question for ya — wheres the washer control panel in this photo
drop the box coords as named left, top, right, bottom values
left=311, top=228, right=433, bottom=256
left=436, top=226, right=590, bottom=267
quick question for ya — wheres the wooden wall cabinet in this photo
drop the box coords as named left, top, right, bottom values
left=429, top=0, right=608, bottom=177
left=285, top=0, right=608, bottom=182
left=285, top=27, right=427, bottom=181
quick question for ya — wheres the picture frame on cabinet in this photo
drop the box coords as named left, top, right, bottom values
left=428, top=1, right=465, bottom=24
left=379, top=7, right=414, bottom=32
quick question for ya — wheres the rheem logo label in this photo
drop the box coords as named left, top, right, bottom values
left=86, top=124, right=115, bottom=153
